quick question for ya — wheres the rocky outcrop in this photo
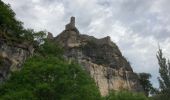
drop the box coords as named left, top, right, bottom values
left=47, top=32, right=54, bottom=40
left=0, top=39, right=34, bottom=82
left=54, top=17, right=143, bottom=96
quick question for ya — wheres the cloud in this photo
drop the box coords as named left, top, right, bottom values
left=3, top=0, right=170, bottom=88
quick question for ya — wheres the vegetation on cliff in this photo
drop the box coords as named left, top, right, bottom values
left=0, top=0, right=23, bottom=39
left=0, top=0, right=148, bottom=99
left=0, top=0, right=45, bottom=46
left=0, top=40, right=102, bottom=100
left=1, top=0, right=169, bottom=100
left=0, top=40, right=149, bottom=100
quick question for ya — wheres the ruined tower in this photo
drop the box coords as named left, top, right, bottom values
left=70, top=16, right=75, bottom=26
left=65, top=16, right=76, bottom=30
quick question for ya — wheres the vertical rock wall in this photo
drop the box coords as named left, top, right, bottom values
left=0, top=40, right=33, bottom=82
left=54, top=17, right=143, bottom=96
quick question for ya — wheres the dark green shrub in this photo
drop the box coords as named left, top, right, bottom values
left=104, top=91, right=148, bottom=100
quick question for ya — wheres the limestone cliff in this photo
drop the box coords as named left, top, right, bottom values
left=0, top=39, right=34, bottom=82
left=54, top=17, right=143, bottom=96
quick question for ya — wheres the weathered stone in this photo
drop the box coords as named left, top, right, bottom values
left=47, top=32, right=54, bottom=40
left=0, top=39, right=33, bottom=82
left=54, top=17, right=143, bottom=96
left=65, top=16, right=76, bottom=30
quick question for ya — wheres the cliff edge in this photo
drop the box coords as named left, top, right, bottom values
left=53, top=17, right=143, bottom=96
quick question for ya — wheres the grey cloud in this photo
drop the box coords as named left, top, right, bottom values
left=98, top=0, right=170, bottom=40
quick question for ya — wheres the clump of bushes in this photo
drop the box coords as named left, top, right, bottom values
left=104, top=91, right=148, bottom=100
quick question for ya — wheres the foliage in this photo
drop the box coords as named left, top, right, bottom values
left=0, top=0, right=24, bottom=38
left=155, top=49, right=170, bottom=99
left=21, top=29, right=46, bottom=46
left=104, top=91, right=148, bottom=100
left=138, top=73, right=155, bottom=96
left=0, top=0, right=46, bottom=45
left=33, top=30, right=46, bottom=45
left=0, top=41, right=101, bottom=100
left=21, top=29, right=34, bottom=42
left=36, top=39, right=63, bottom=57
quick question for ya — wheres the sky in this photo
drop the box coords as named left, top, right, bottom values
left=3, top=0, right=170, bottom=88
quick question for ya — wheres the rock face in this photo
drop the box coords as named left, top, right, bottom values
left=47, top=32, right=54, bottom=40
left=54, top=17, right=143, bottom=96
left=0, top=39, right=34, bottom=82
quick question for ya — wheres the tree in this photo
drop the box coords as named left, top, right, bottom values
left=156, top=48, right=170, bottom=99
left=0, top=0, right=46, bottom=45
left=138, top=73, right=155, bottom=96
left=33, top=31, right=46, bottom=45
left=0, top=0, right=24, bottom=38
left=21, top=29, right=34, bottom=42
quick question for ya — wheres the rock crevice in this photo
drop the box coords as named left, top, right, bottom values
left=0, top=39, right=33, bottom=82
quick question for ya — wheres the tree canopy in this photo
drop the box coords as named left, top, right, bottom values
left=0, top=0, right=46, bottom=45
left=0, top=0, right=24, bottom=38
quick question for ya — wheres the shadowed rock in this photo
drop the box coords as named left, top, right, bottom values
left=47, top=32, right=54, bottom=40
left=54, top=17, right=143, bottom=96
left=65, top=16, right=76, bottom=30
left=0, top=39, right=33, bottom=82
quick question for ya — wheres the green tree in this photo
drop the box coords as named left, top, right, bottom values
left=0, top=0, right=24, bottom=38
left=21, top=29, right=46, bottom=45
left=33, top=30, right=46, bottom=45
left=0, top=41, right=101, bottom=100
left=156, top=48, right=170, bottom=99
left=21, top=29, right=34, bottom=42
left=138, top=73, right=155, bottom=96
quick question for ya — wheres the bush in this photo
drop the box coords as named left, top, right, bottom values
left=104, top=91, right=148, bottom=100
